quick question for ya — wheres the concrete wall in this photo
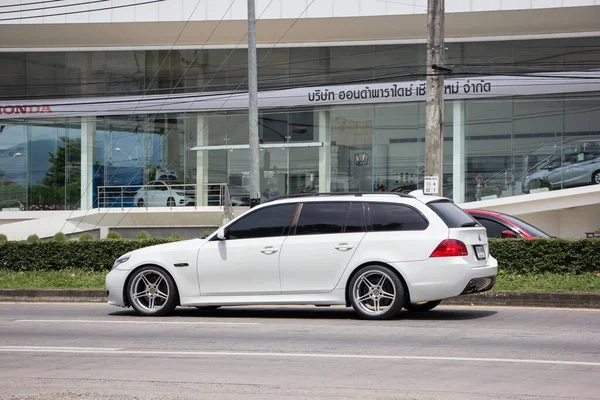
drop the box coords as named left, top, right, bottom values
left=519, top=205, right=600, bottom=238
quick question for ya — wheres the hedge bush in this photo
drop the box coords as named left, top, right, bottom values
left=0, top=237, right=598, bottom=274
left=488, top=238, right=600, bottom=274
left=0, top=238, right=172, bottom=272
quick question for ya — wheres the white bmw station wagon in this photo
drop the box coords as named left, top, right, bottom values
left=106, top=191, right=498, bottom=320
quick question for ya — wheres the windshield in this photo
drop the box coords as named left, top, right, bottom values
left=428, top=200, right=479, bottom=228
left=167, top=182, right=196, bottom=191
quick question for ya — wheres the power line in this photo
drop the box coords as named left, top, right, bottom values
left=0, top=0, right=165, bottom=22
left=0, top=0, right=109, bottom=15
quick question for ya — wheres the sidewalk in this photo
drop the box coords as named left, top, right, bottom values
left=1, top=289, right=598, bottom=308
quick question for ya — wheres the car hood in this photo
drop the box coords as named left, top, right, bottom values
left=127, top=238, right=207, bottom=257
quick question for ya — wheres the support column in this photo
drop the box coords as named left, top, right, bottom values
left=80, top=116, right=96, bottom=210
left=196, top=114, right=210, bottom=206
left=318, top=110, right=331, bottom=192
left=452, top=100, right=466, bottom=203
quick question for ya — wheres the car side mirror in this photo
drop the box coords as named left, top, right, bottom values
left=501, top=230, right=517, bottom=239
left=216, top=228, right=227, bottom=241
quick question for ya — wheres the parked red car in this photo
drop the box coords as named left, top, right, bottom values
left=465, top=209, right=551, bottom=239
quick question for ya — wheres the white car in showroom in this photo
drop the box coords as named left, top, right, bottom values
left=133, top=180, right=196, bottom=207
left=106, top=191, right=497, bottom=320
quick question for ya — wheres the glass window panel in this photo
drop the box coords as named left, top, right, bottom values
left=373, top=103, right=421, bottom=193
left=227, top=203, right=296, bottom=240
left=289, top=47, right=330, bottom=87
left=106, top=51, right=144, bottom=95
left=369, top=203, right=428, bottom=232
left=0, top=53, right=27, bottom=99
left=295, top=202, right=349, bottom=236
left=331, top=106, right=374, bottom=192
left=0, top=121, right=28, bottom=211
left=344, top=202, right=366, bottom=233
left=330, top=46, right=374, bottom=85
left=26, top=53, right=67, bottom=98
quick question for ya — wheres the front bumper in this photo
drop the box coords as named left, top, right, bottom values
left=105, top=268, right=130, bottom=307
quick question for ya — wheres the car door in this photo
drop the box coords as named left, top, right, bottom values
left=196, top=203, right=297, bottom=295
left=278, top=201, right=366, bottom=293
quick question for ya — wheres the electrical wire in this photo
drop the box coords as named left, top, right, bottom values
left=0, top=0, right=165, bottom=21
left=0, top=0, right=109, bottom=15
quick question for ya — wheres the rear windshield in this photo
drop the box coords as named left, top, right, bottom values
left=428, top=200, right=478, bottom=228
left=500, top=213, right=552, bottom=238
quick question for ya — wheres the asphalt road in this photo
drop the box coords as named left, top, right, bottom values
left=0, top=303, right=599, bottom=400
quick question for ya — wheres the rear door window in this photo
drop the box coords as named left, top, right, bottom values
left=295, top=202, right=349, bottom=236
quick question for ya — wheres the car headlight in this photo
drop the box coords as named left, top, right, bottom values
left=112, top=255, right=130, bottom=270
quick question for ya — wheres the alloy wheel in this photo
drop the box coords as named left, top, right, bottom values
left=129, top=269, right=171, bottom=314
left=352, top=270, right=397, bottom=317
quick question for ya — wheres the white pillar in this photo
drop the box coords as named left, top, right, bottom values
left=317, top=110, right=331, bottom=192
left=80, top=116, right=96, bottom=210
left=453, top=100, right=466, bottom=203
left=196, top=114, right=210, bottom=206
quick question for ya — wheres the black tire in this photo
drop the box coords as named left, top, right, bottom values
left=592, top=171, right=600, bottom=185
left=404, top=300, right=442, bottom=312
left=137, top=199, right=144, bottom=207
left=348, top=265, right=405, bottom=320
left=127, top=266, right=178, bottom=316
left=195, top=306, right=221, bottom=311
left=167, top=197, right=176, bottom=207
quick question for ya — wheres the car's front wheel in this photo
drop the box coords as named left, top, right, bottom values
left=349, top=265, right=405, bottom=320
left=128, top=266, right=178, bottom=316
left=404, top=300, right=442, bottom=312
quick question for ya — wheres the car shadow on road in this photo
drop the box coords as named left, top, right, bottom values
left=109, top=306, right=498, bottom=321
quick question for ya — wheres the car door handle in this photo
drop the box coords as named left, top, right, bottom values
left=335, top=243, right=353, bottom=251
left=260, top=247, right=278, bottom=255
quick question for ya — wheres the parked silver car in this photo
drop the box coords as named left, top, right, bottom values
left=522, top=150, right=600, bottom=193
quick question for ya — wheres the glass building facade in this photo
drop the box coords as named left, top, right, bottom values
left=1, top=37, right=599, bottom=210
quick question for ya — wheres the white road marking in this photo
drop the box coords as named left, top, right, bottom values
left=0, top=346, right=598, bottom=367
left=14, top=319, right=259, bottom=326
left=0, top=346, right=122, bottom=351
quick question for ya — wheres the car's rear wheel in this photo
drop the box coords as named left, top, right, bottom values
left=592, top=171, right=600, bottom=185
left=128, top=266, right=178, bottom=316
left=349, top=265, right=404, bottom=320
left=167, top=197, right=176, bottom=207
left=404, top=300, right=442, bottom=312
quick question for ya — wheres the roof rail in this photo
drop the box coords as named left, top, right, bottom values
left=264, top=191, right=415, bottom=203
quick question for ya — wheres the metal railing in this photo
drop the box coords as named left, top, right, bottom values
left=97, top=183, right=238, bottom=209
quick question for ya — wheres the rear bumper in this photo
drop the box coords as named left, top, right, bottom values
left=393, top=256, right=498, bottom=303
left=461, top=275, right=496, bottom=295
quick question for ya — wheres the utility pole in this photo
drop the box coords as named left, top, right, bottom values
left=248, top=0, right=260, bottom=207
left=425, top=0, right=445, bottom=196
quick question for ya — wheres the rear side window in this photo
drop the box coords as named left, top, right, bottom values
left=295, top=202, right=349, bottom=235
left=369, top=203, right=428, bottom=232
left=428, top=201, right=477, bottom=228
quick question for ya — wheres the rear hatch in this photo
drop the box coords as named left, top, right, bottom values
left=426, top=200, right=489, bottom=267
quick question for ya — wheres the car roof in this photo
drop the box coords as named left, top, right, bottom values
left=263, top=190, right=450, bottom=205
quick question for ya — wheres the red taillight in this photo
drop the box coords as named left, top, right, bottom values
left=430, top=239, right=468, bottom=257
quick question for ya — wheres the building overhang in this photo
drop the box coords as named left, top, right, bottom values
left=1, top=6, right=599, bottom=50
left=460, top=185, right=600, bottom=216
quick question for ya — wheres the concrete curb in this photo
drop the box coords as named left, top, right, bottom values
left=0, top=289, right=599, bottom=308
